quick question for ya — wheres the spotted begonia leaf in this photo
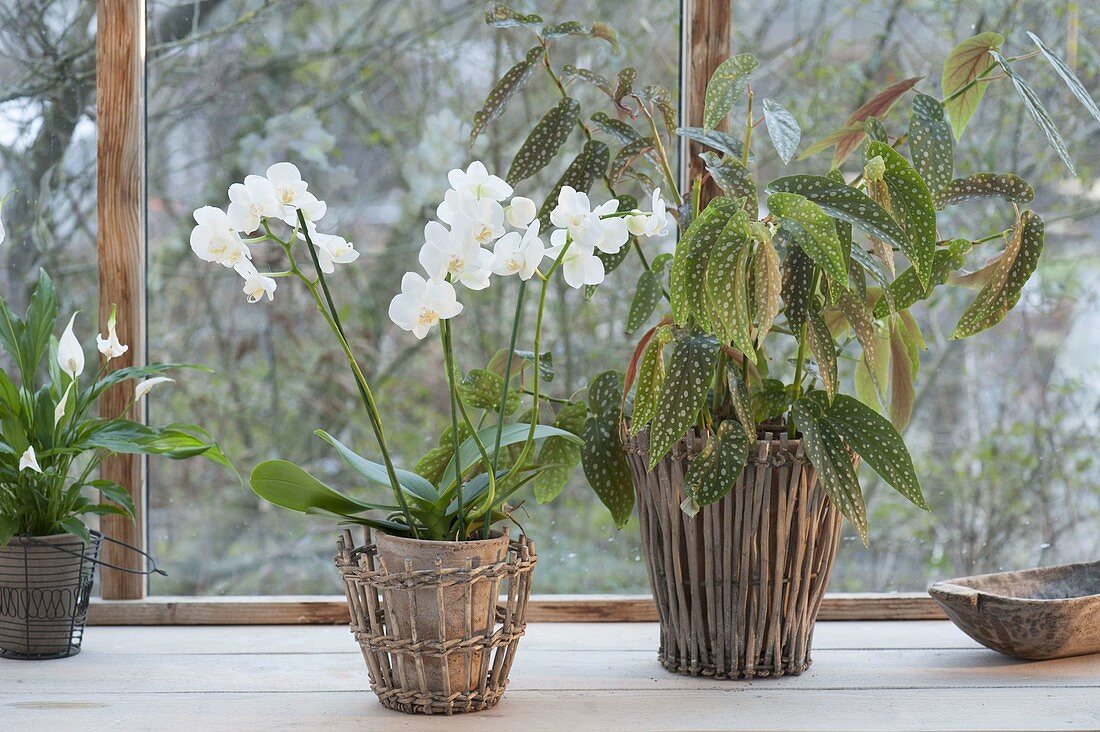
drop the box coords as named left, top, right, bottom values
left=610, top=137, right=657, bottom=183
left=591, top=111, right=641, bottom=144
left=627, top=273, right=662, bottom=334
left=990, top=51, right=1076, bottom=176
left=781, top=243, right=814, bottom=330
left=807, top=310, right=838, bottom=401
left=703, top=54, right=758, bottom=131
left=838, top=291, right=884, bottom=400
left=682, top=421, right=751, bottom=514
left=485, top=3, right=542, bottom=27
left=753, top=236, right=782, bottom=344
left=726, top=368, right=756, bottom=442
left=630, top=325, right=672, bottom=434
left=537, top=139, right=609, bottom=228
left=563, top=66, right=613, bottom=97
left=470, top=46, right=544, bottom=146
left=707, top=218, right=754, bottom=357
left=864, top=117, right=888, bottom=143
left=700, top=151, right=758, bottom=218
left=676, top=127, right=746, bottom=161
left=614, top=67, right=637, bottom=105
left=887, top=316, right=921, bottom=430
left=866, top=141, right=936, bottom=288
left=752, top=378, right=791, bottom=424
left=581, top=410, right=634, bottom=527
left=768, top=192, right=848, bottom=286
left=588, top=370, right=624, bottom=418
left=458, top=368, right=519, bottom=413
left=761, top=98, right=801, bottom=164
left=541, top=20, right=618, bottom=50
left=942, top=32, right=1003, bottom=140
left=908, top=93, right=954, bottom=195
left=933, top=173, right=1034, bottom=210
left=953, top=210, right=1044, bottom=339
left=533, top=400, right=588, bottom=503
left=507, top=97, right=581, bottom=185
left=647, top=332, right=720, bottom=469
left=414, top=445, right=453, bottom=485
left=1028, top=32, right=1100, bottom=123
left=873, top=240, right=970, bottom=318
left=670, top=197, right=735, bottom=325
left=639, top=84, right=678, bottom=132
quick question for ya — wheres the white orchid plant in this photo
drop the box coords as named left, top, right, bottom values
left=189, top=160, right=666, bottom=541
left=0, top=269, right=230, bottom=547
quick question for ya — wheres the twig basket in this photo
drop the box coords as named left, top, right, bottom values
left=336, top=528, right=537, bottom=715
left=0, top=532, right=101, bottom=660
left=624, top=426, right=845, bottom=679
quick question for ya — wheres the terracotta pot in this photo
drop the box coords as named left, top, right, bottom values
left=374, top=531, right=510, bottom=696
left=0, top=532, right=100, bottom=659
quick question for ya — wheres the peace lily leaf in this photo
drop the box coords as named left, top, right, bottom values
left=1027, top=32, right=1100, bottom=122
left=675, top=127, right=746, bottom=160
left=670, top=196, right=735, bottom=325
left=610, top=137, right=656, bottom=183
left=792, top=395, right=868, bottom=544
left=564, top=66, right=613, bottom=97
left=908, top=93, right=954, bottom=195
left=682, top=421, right=750, bottom=514
left=647, top=332, right=720, bottom=469
left=953, top=210, right=1044, bottom=339
left=866, top=141, right=936, bottom=287
left=752, top=378, right=791, bottom=424
left=470, top=46, right=544, bottom=146
left=873, top=241, right=970, bottom=318
left=990, top=51, right=1076, bottom=176
left=537, top=139, right=609, bottom=228
left=933, top=173, right=1034, bottom=210
left=768, top=192, right=848, bottom=285
left=630, top=326, right=672, bottom=434
left=591, top=111, right=641, bottom=144
left=703, top=54, right=758, bottom=131
left=820, top=393, right=927, bottom=510
left=627, top=270, right=664, bottom=334
left=533, top=400, right=588, bottom=503
left=459, top=368, right=519, bottom=413
left=250, top=459, right=378, bottom=517
left=700, top=152, right=758, bottom=218
left=942, top=32, right=1003, bottom=140
left=614, top=67, right=637, bottom=105
left=507, top=97, right=581, bottom=185
left=781, top=243, right=814, bottom=330
left=753, top=236, right=782, bottom=344
left=802, top=77, right=920, bottom=165
left=767, top=175, right=918, bottom=283
left=807, top=310, right=838, bottom=401
left=761, top=98, right=801, bottom=164
left=485, top=2, right=542, bottom=28
left=314, top=430, right=439, bottom=505
left=706, top=217, right=754, bottom=356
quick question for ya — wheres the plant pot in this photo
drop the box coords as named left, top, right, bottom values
left=336, top=528, right=537, bottom=714
left=624, top=426, right=845, bottom=678
left=0, top=532, right=101, bottom=660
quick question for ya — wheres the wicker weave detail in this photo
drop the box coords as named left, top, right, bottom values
left=336, top=529, right=537, bottom=715
left=625, top=427, right=844, bottom=679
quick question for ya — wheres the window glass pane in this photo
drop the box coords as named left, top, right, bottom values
left=147, top=0, right=679, bottom=595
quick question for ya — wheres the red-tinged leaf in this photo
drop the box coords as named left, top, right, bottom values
left=753, top=236, right=782, bottom=343
left=807, top=310, right=838, bottom=401
left=888, top=319, right=917, bottom=430
left=610, top=137, right=656, bottom=183
left=942, top=32, right=1004, bottom=140
left=828, top=77, right=922, bottom=166
left=470, top=46, right=544, bottom=146
left=563, top=65, right=613, bottom=97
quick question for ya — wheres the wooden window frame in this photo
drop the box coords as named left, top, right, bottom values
left=89, top=0, right=941, bottom=623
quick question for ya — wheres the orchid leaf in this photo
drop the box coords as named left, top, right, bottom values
left=470, top=46, right=544, bottom=146
left=507, top=97, right=581, bottom=185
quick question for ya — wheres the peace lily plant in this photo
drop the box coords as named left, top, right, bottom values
left=189, top=159, right=667, bottom=541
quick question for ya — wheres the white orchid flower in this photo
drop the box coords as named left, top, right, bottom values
left=227, top=175, right=281, bottom=233
left=190, top=206, right=251, bottom=267
left=418, top=221, right=493, bottom=290
left=588, top=200, right=629, bottom=254
left=492, top=221, right=545, bottom=280
left=627, top=188, right=671, bottom=238
left=549, top=187, right=626, bottom=253
left=388, top=272, right=463, bottom=339
left=436, top=189, right=505, bottom=246
left=233, top=260, right=277, bottom=303
left=281, top=190, right=327, bottom=226
left=96, top=304, right=129, bottom=360
left=297, top=225, right=359, bottom=274
left=448, top=161, right=512, bottom=202
left=549, top=186, right=594, bottom=235
left=19, top=445, right=41, bottom=474
left=265, top=162, right=327, bottom=225
left=505, top=196, right=537, bottom=229
left=546, top=240, right=605, bottom=289
left=58, top=312, right=84, bottom=378
left=135, top=376, right=175, bottom=402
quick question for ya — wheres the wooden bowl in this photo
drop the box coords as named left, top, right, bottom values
left=929, top=561, right=1100, bottom=660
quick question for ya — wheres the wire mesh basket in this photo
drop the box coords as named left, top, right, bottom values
left=336, top=528, right=537, bottom=715
left=0, top=531, right=102, bottom=660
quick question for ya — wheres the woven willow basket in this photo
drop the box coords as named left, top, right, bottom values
left=336, top=528, right=537, bottom=715
left=624, top=425, right=845, bottom=679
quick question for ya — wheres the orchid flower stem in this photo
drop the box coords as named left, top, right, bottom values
left=638, top=99, right=683, bottom=207
left=440, top=322, right=466, bottom=540
left=296, top=211, right=419, bottom=539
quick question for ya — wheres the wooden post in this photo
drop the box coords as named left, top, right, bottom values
left=681, top=0, right=732, bottom=205
left=97, top=0, right=147, bottom=600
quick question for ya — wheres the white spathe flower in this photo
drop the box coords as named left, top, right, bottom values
left=190, top=206, right=251, bottom=268
left=436, top=189, right=505, bottom=246
left=297, top=225, right=359, bottom=274
left=388, top=272, right=463, bottom=339
left=546, top=241, right=605, bottom=289
left=448, top=161, right=512, bottom=202
left=505, top=196, right=537, bottom=229
left=492, top=221, right=545, bottom=280
left=234, top=260, right=277, bottom=303
left=135, top=376, right=175, bottom=402
left=227, top=175, right=281, bottom=233
left=626, top=188, right=671, bottom=238
left=54, top=383, right=72, bottom=426
left=418, top=221, right=493, bottom=290
left=96, top=305, right=128, bottom=360
left=19, top=446, right=41, bottom=474
left=58, top=313, right=84, bottom=378
left=0, top=193, right=6, bottom=246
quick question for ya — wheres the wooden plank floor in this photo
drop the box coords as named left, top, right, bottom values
left=3, top=622, right=1099, bottom=730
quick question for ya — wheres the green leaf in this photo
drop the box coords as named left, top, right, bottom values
left=800, top=77, right=921, bottom=165
left=537, top=139, right=609, bottom=228
left=706, top=218, right=754, bottom=356
left=873, top=241, right=970, bottom=318
left=470, top=46, right=544, bottom=146
left=581, top=407, right=634, bottom=527
left=60, top=517, right=91, bottom=545
left=647, top=332, right=720, bottom=469
left=682, top=421, right=750, bottom=513
left=507, top=97, right=581, bottom=185
left=487, top=348, right=555, bottom=383
left=442, top=423, right=581, bottom=491
left=627, top=270, right=663, bottom=334
left=953, top=210, right=1044, bottom=339
left=0, top=515, right=17, bottom=547
left=933, top=173, right=1034, bottom=210
left=314, top=430, right=439, bottom=506
left=807, top=310, right=838, bottom=401
left=590, top=111, right=641, bottom=143
left=533, top=400, right=588, bottom=503
left=761, top=98, right=801, bottom=164
left=699, top=152, right=757, bottom=218
left=838, top=292, right=885, bottom=401
left=629, top=327, right=671, bottom=434
left=610, top=137, right=656, bottom=183
left=670, top=197, right=735, bottom=326
left=752, top=379, right=789, bottom=424
left=639, top=84, right=677, bottom=131
left=990, top=51, right=1076, bottom=176
left=820, top=393, right=926, bottom=510
left=21, top=270, right=57, bottom=389
left=768, top=192, right=848, bottom=285
left=703, top=54, right=758, bottom=131
left=753, top=236, right=782, bottom=343
left=675, top=127, right=746, bottom=160
left=781, top=241, right=814, bottom=330
left=792, top=396, right=867, bottom=544
left=484, top=2, right=542, bottom=28
left=942, top=32, right=1003, bottom=140
left=458, top=368, right=519, bottom=414
left=413, top=445, right=453, bottom=485
left=250, top=459, right=380, bottom=516
left=92, top=479, right=136, bottom=520
left=1027, top=32, right=1100, bottom=122
left=864, top=117, right=889, bottom=142
left=866, top=141, right=937, bottom=287
left=908, top=93, right=953, bottom=195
